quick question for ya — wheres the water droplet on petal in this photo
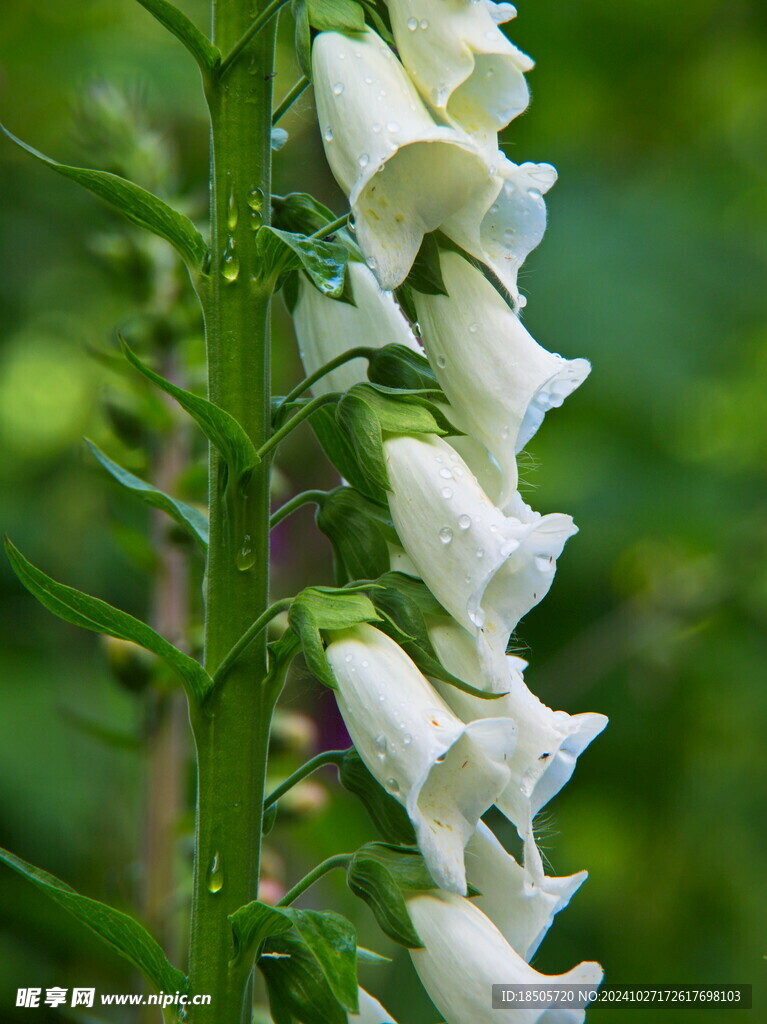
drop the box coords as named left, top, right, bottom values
left=386, top=777, right=401, bottom=794
left=458, top=514, right=472, bottom=530
left=323, top=125, right=334, bottom=142
left=374, top=734, right=387, bottom=756
left=367, top=256, right=377, bottom=270
left=436, top=355, right=447, bottom=368
left=372, top=122, right=383, bottom=133
left=469, top=322, right=479, bottom=333
left=358, top=153, right=370, bottom=168
left=386, top=121, right=400, bottom=133
left=439, top=467, right=453, bottom=479
left=441, top=487, right=453, bottom=499
left=407, top=16, right=418, bottom=30
left=420, top=18, right=429, bottom=29
left=476, top=548, right=485, bottom=559
left=332, top=82, right=345, bottom=96
left=345, top=653, right=353, bottom=663
left=439, top=527, right=453, bottom=544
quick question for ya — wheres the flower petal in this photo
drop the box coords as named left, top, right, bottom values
left=350, top=988, right=398, bottom=1023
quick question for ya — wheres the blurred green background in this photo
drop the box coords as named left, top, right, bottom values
left=1, top=0, right=765, bottom=1021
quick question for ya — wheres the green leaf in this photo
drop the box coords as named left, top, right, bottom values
left=306, top=0, right=365, bottom=32
left=85, top=440, right=208, bottom=550
left=229, top=901, right=293, bottom=967
left=334, top=392, right=390, bottom=496
left=309, top=404, right=387, bottom=505
left=338, top=749, right=417, bottom=846
left=404, top=232, right=448, bottom=297
left=367, top=343, right=440, bottom=391
left=0, top=847, right=187, bottom=994
left=257, top=226, right=349, bottom=298
left=288, top=587, right=381, bottom=689
left=347, top=843, right=436, bottom=948
left=134, top=0, right=220, bottom=71
left=273, top=192, right=337, bottom=235
left=356, top=946, right=391, bottom=966
left=121, top=338, right=259, bottom=487
left=292, top=0, right=312, bottom=79
left=260, top=933, right=347, bottom=1024
left=5, top=539, right=212, bottom=703
left=358, top=0, right=394, bottom=42
left=316, top=488, right=394, bottom=584
left=281, top=910, right=358, bottom=1012
left=0, top=125, right=207, bottom=269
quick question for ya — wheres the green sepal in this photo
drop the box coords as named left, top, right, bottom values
left=5, top=539, right=212, bottom=703
left=359, top=0, right=395, bottom=43
left=369, top=574, right=505, bottom=700
left=338, top=749, right=417, bottom=846
left=404, top=232, right=448, bottom=297
left=281, top=909, right=358, bottom=1012
left=288, top=587, right=381, bottom=689
left=347, top=843, right=437, bottom=948
left=260, top=933, right=347, bottom=1024
left=257, top=226, right=349, bottom=298
left=133, top=0, right=220, bottom=72
left=367, top=343, right=440, bottom=391
left=0, top=125, right=207, bottom=270
left=272, top=192, right=337, bottom=235
left=120, top=338, right=259, bottom=488
left=85, top=439, right=208, bottom=550
left=306, top=0, right=365, bottom=32
left=309, top=404, right=387, bottom=505
left=229, top=900, right=293, bottom=967
left=0, top=847, right=187, bottom=994
left=292, top=0, right=312, bottom=79
left=316, top=487, right=395, bottom=584
left=356, top=946, right=391, bottom=966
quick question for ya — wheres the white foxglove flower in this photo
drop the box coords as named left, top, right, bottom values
left=465, top=822, right=586, bottom=961
left=312, top=28, right=498, bottom=289
left=407, top=890, right=603, bottom=1024
left=325, top=624, right=516, bottom=893
left=416, top=252, right=590, bottom=507
left=350, top=988, right=398, bottom=1022
left=428, top=619, right=607, bottom=840
left=384, top=433, right=576, bottom=664
left=443, top=156, right=558, bottom=303
left=293, top=262, right=419, bottom=396
left=387, top=0, right=532, bottom=146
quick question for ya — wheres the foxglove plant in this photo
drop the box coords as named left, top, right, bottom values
left=1, top=1, right=605, bottom=1023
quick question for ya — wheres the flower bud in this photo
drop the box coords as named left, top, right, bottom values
left=325, top=624, right=516, bottom=893
left=383, top=433, right=576, bottom=665
left=293, top=262, right=419, bottom=396
left=465, top=822, right=587, bottom=961
left=388, top=0, right=532, bottom=147
left=416, top=252, right=590, bottom=508
left=312, top=28, right=498, bottom=288
left=407, top=890, right=603, bottom=1024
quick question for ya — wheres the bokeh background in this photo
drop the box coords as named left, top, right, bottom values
left=1, top=0, right=765, bottom=1021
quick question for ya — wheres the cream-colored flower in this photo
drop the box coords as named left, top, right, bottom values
left=293, top=261, right=419, bottom=396
left=407, top=890, right=603, bottom=1024
left=312, top=28, right=497, bottom=289
left=350, top=988, right=398, bottom=1022
left=416, top=252, right=589, bottom=507
left=325, top=624, right=516, bottom=893
left=387, top=0, right=532, bottom=148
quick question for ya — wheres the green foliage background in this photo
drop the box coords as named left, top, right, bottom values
left=1, top=0, right=765, bottom=1021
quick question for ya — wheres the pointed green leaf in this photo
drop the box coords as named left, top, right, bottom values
left=281, top=910, right=358, bottom=1012
left=404, top=232, right=448, bottom=297
left=288, top=587, right=381, bottom=689
left=85, top=440, right=208, bottom=550
left=257, top=226, right=349, bottom=297
left=260, top=933, right=347, bottom=1024
left=334, top=393, right=390, bottom=496
left=347, top=843, right=436, bottom=948
left=356, top=946, right=391, bottom=966
left=5, top=539, right=211, bottom=703
left=306, top=0, right=365, bottom=32
left=367, top=344, right=440, bottom=392
left=316, top=487, right=393, bottom=584
left=292, top=0, right=312, bottom=78
left=273, top=192, right=337, bottom=235
left=0, top=847, right=187, bottom=993
left=338, top=749, right=416, bottom=846
left=229, top=901, right=293, bottom=967
left=358, top=0, right=394, bottom=43
left=309, top=404, right=387, bottom=505
left=134, top=0, right=220, bottom=71
left=0, top=125, right=207, bottom=269
left=121, top=339, right=258, bottom=485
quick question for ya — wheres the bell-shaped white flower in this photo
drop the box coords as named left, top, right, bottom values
left=350, top=988, right=398, bottom=1022
left=312, top=28, right=498, bottom=289
left=383, top=433, right=576, bottom=664
left=387, top=0, right=533, bottom=147
left=443, top=155, right=557, bottom=303
left=407, top=890, right=603, bottom=1024
left=292, top=262, right=420, bottom=396
left=416, top=252, right=590, bottom=507
left=427, top=619, right=607, bottom=841
left=465, top=822, right=586, bottom=961
left=325, top=624, right=517, bottom=893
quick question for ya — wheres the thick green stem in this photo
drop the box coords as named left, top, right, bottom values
left=187, top=3, right=277, bottom=1021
